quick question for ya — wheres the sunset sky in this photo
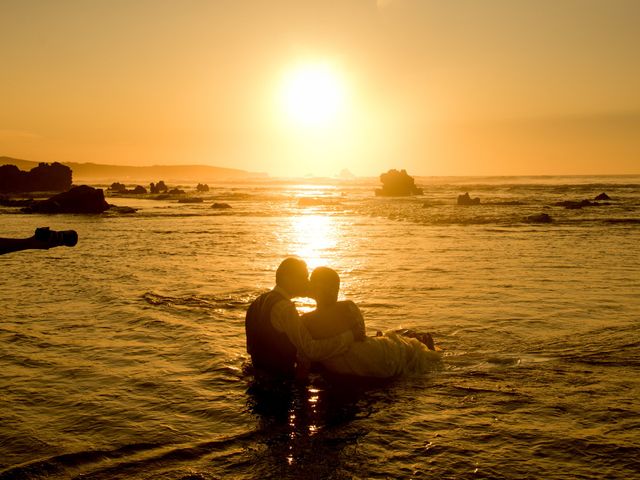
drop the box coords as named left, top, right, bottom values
left=1, top=0, right=639, bottom=177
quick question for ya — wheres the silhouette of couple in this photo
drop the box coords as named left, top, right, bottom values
left=245, top=257, right=440, bottom=381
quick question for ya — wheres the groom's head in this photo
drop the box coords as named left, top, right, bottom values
left=276, top=257, right=309, bottom=297
left=310, top=267, right=340, bottom=306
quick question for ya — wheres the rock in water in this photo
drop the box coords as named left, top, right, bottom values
left=457, top=192, right=481, bottom=205
left=554, top=199, right=599, bottom=209
left=211, top=202, right=231, bottom=209
left=595, top=192, right=610, bottom=201
left=525, top=213, right=553, bottom=223
left=23, top=185, right=110, bottom=213
left=375, top=169, right=423, bottom=196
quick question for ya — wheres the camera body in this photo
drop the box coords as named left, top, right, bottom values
left=34, top=227, right=78, bottom=247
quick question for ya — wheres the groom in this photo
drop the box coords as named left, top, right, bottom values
left=245, top=257, right=364, bottom=379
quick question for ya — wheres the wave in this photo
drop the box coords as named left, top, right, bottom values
left=0, top=432, right=261, bottom=480
left=142, top=292, right=250, bottom=311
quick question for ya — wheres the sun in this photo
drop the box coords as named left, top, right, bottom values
left=280, top=62, right=346, bottom=129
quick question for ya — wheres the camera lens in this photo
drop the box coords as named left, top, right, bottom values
left=61, top=230, right=78, bottom=247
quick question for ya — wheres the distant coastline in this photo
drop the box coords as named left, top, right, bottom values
left=0, top=156, right=267, bottom=183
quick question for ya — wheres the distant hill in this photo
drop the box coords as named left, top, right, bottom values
left=0, top=157, right=266, bottom=182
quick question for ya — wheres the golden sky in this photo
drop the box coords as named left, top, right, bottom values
left=1, top=0, right=639, bottom=177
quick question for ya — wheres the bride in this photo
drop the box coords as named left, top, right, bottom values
left=301, top=267, right=441, bottom=379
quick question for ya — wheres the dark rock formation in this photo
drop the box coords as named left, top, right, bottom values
left=211, top=202, right=231, bottom=209
left=22, top=185, right=110, bottom=214
left=457, top=192, right=481, bottom=205
left=0, top=162, right=72, bottom=193
left=109, top=182, right=127, bottom=192
left=375, top=169, right=423, bottom=196
left=525, top=213, right=553, bottom=223
left=196, top=183, right=210, bottom=192
left=168, top=188, right=185, bottom=195
left=178, top=197, right=204, bottom=203
left=150, top=181, right=168, bottom=194
left=595, top=192, right=610, bottom=201
left=131, top=185, right=147, bottom=194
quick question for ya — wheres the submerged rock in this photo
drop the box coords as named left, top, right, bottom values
left=457, top=192, right=481, bottom=205
left=595, top=192, right=610, bottom=201
left=108, top=183, right=147, bottom=194
left=554, top=199, right=600, bottom=209
left=178, top=197, right=204, bottom=203
left=0, top=196, right=34, bottom=207
left=525, top=213, right=553, bottom=223
left=486, top=200, right=525, bottom=205
left=108, top=205, right=138, bottom=214
left=211, top=202, right=231, bottom=209
left=22, top=185, right=110, bottom=214
left=375, top=169, right=423, bottom=196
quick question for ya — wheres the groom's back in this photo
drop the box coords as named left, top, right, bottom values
left=246, top=290, right=297, bottom=376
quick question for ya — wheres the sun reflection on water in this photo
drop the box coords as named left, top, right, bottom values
left=290, top=214, right=339, bottom=270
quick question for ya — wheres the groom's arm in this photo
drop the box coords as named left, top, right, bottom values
left=272, top=300, right=354, bottom=361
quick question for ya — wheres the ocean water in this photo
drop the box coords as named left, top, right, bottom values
left=1, top=176, right=639, bottom=479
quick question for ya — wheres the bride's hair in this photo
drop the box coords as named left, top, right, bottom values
left=310, top=267, right=340, bottom=302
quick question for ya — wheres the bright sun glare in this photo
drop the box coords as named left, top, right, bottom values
left=280, top=62, right=346, bottom=129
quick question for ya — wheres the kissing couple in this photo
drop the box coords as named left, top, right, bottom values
left=245, top=257, right=440, bottom=381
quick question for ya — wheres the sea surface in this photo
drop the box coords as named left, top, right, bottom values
left=1, top=176, right=639, bottom=479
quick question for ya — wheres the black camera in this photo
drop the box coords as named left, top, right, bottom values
left=34, top=227, right=78, bottom=247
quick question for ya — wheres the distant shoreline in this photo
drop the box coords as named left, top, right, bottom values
left=0, top=156, right=267, bottom=183
left=1, top=156, right=638, bottom=185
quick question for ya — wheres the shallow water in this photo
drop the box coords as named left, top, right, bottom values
left=1, top=176, right=639, bottom=479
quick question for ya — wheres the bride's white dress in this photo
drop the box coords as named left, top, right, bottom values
left=321, top=332, right=441, bottom=378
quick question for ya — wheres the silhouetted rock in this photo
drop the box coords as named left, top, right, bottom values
left=595, top=192, right=610, bottom=201
left=109, top=182, right=127, bottom=192
left=150, top=181, right=168, bottom=194
left=375, top=169, right=423, bottom=196
left=525, top=213, right=553, bottom=223
left=211, top=202, right=231, bottom=209
left=168, top=188, right=185, bottom=195
left=23, top=185, right=110, bottom=214
left=457, top=192, right=481, bottom=205
left=178, top=197, right=203, bottom=203
left=0, top=162, right=72, bottom=193
left=196, top=183, right=210, bottom=192
left=131, top=185, right=147, bottom=194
